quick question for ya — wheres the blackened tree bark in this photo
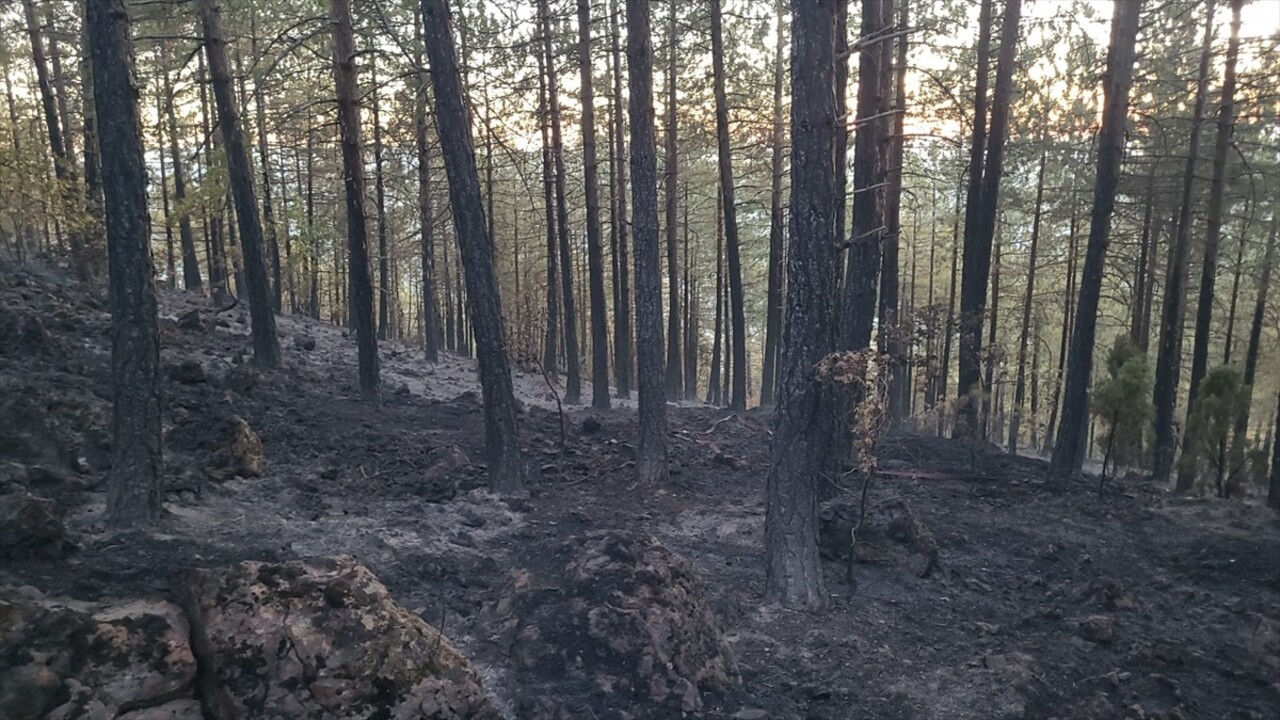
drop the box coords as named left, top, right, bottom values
left=327, top=0, right=380, bottom=396
left=1009, top=149, right=1047, bottom=455
left=199, top=0, right=280, bottom=367
left=608, top=0, right=632, bottom=397
left=765, top=0, right=839, bottom=610
left=197, top=53, right=229, bottom=300
left=662, top=0, right=682, bottom=398
left=416, top=20, right=441, bottom=362
left=626, top=0, right=669, bottom=484
left=709, top=188, right=724, bottom=405
left=938, top=180, right=961, bottom=436
left=423, top=0, right=524, bottom=494
left=881, top=0, right=910, bottom=430
left=1048, top=0, right=1143, bottom=488
left=1130, top=164, right=1157, bottom=349
left=1222, top=226, right=1246, bottom=364
left=710, top=0, right=747, bottom=411
left=250, top=16, right=282, bottom=315
left=1233, top=217, right=1276, bottom=446
left=1176, top=0, right=1244, bottom=493
left=840, top=0, right=891, bottom=352
left=157, top=94, right=177, bottom=282
left=372, top=62, right=390, bottom=339
left=1269, top=391, right=1280, bottom=511
left=162, top=46, right=202, bottom=292
left=761, top=0, right=786, bottom=406
left=89, top=0, right=162, bottom=524
left=956, top=0, right=1020, bottom=439
left=578, top=0, right=611, bottom=410
left=539, top=0, right=582, bottom=404
left=1153, top=0, right=1216, bottom=481
left=536, top=41, right=559, bottom=373
left=78, top=8, right=103, bottom=234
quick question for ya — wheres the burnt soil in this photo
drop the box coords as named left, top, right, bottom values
left=2, top=262, right=1278, bottom=719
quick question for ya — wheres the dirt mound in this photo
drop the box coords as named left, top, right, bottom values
left=491, top=530, right=739, bottom=717
left=180, top=556, right=500, bottom=719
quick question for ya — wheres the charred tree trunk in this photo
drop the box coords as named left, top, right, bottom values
left=1048, top=0, right=1143, bottom=487
left=423, top=0, right=524, bottom=493
left=663, top=0, right=682, bottom=398
left=578, top=0, right=611, bottom=409
left=938, top=179, right=961, bottom=436
left=1009, top=149, right=1047, bottom=455
left=761, top=1, right=786, bottom=406
left=709, top=188, right=724, bottom=405
left=766, top=0, right=839, bottom=611
left=956, top=0, right=1020, bottom=440
left=711, top=0, right=747, bottom=411
left=371, top=62, right=390, bottom=339
left=608, top=0, right=633, bottom=397
left=327, top=0, right=379, bottom=396
left=626, top=0, right=669, bottom=483
left=1236, top=217, right=1277, bottom=439
left=881, top=0, right=910, bottom=430
left=156, top=92, right=176, bottom=283
left=199, top=0, right=280, bottom=367
left=162, top=47, right=202, bottom=292
left=536, top=41, right=559, bottom=373
left=416, top=20, right=441, bottom=362
left=89, top=0, right=162, bottom=524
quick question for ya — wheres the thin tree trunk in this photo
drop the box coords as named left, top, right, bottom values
left=370, top=61, right=390, bottom=339
left=663, top=0, right=682, bottom=398
left=1236, top=217, right=1277, bottom=438
left=1048, top=0, right=1143, bottom=487
left=1009, top=149, right=1047, bottom=455
left=1222, top=215, right=1248, bottom=364
left=162, top=46, right=201, bottom=292
left=416, top=12, right=441, bottom=362
left=957, top=0, right=1020, bottom=440
left=710, top=0, right=747, bottom=411
left=609, top=0, right=632, bottom=398
left=250, top=14, right=282, bottom=315
left=626, top=0, right=669, bottom=484
left=577, top=0, right=611, bottom=409
left=1153, top=0, right=1217, bottom=481
left=199, top=0, right=280, bottom=367
left=1045, top=208, right=1080, bottom=453
left=89, top=0, right=162, bottom=524
left=709, top=186, right=724, bottom=405
left=536, top=40, right=559, bottom=373
left=1131, top=164, right=1157, bottom=349
left=423, top=0, right=524, bottom=493
left=197, top=53, right=229, bottom=300
left=766, top=0, right=838, bottom=610
left=326, top=0, right=379, bottom=395
left=938, top=178, right=961, bottom=437
left=982, top=226, right=1002, bottom=440
left=761, top=0, right=786, bottom=406
left=79, top=6, right=103, bottom=234
left=882, top=0, right=910, bottom=429
left=156, top=91, right=176, bottom=283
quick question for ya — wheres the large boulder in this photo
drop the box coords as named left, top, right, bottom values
left=0, top=595, right=198, bottom=720
left=0, top=493, right=71, bottom=560
left=492, top=531, right=738, bottom=716
left=179, top=556, right=500, bottom=719
left=205, top=416, right=262, bottom=480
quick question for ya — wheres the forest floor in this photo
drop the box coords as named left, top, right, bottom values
left=2, top=261, right=1279, bottom=720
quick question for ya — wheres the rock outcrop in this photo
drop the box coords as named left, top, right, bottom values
left=0, top=493, right=71, bottom=560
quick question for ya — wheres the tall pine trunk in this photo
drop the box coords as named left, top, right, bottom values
left=162, top=46, right=202, bottom=291
left=536, top=43, right=559, bottom=373
left=663, top=0, right=682, bottom=398
left=760, top=1, right=786, bottom=405
left=881, top=0, right=911, bottom=429
left=1048, top=0, right=1143, bottom=487
left=91, top=0, right=162, bottom=525
left=1009, top=149, right=1047, bottom=455
left=608, top=0, right=633, bottom=397
left=416, top=17, right=441, bottom=362
left=578, top=0, right=611, bottom=410
left=423, top=0, right=524, bottom=494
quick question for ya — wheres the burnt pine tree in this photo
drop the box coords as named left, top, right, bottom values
left=956, top=0, right=1020, bottom=439
left=1152, top=0, right=1216, bottom=481
left=198, top=0, right=280, bottom=368
left=423, top=0, right=525, bottom=494
left=1048, top=0, right=1144, bottom=488
left=880, top=0, right=911, bottom=430
left=1008, top=148, right=1047, bottom=455
left=578, top=0, right=611, bottom=410
left=161, top=45, right=202, bottom=292
left=1176, top=0, right=1244, bottom=494
left=765, top=0, right=840, bottom=611
left=760, top=0, right=786, bottom=406
left=626, top=0, right=669, bottom=484
left=329, top=0, right=380, bottom=398
left=710, top=0, right=747, bottom=412
left=536, top=41, right=559, bottom=373
left=608, top=0, right=633, bottom=398
left=89, top=0, right=162, bottom=523
left=415, top=18, right=441, bottom=362
left=663, top=0, right=682, bottom=398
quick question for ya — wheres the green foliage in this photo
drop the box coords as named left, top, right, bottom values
left=1093, top=336, right=1152, bottom=473
left=1180, top=366, right=1250, bottom=497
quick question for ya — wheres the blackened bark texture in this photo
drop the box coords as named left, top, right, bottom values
left=536, top=43, right=559, bottom=373
left=982, top=228, right=1002, bottom=439
left=89, top=0, right=162, bottom=524
left=199, top=0, right=280, bottom=368
left=1176, top=0, right=1243, bottom=493
left=157, top=94, right=177, bottom=282
left=1131, top=164, right=1157, bottom=349
left=577, top=0, right=611, bottom=410
left=766, top=0, right=839, bottom=611
left=956, top=0, right=1019, bottom=440
left=416, top=29, right=441, bottom=362
left=1222, top=226, right=1246, bottom=364
left=709, top=189, right=724, bottom=405
left=1045, top=209, right=1079, bottom=452
left=710, top=0, right=747, bottom=411
left=423, top=0, right=525, bottom=494
left=327, top=0, right=380, bottom=396
left=662, top=0, right=682, bottom=398
left=881, top=0, right=910, bottom=430
left=938, top=179, right=961, bottom=437
left=1153, top=0, right=1216, bottom=481
left=1242, top=219, right=1276, bottom=406
left=841, top=0, right=890, bottom=351
left=609, top=0, right=633, bottom=398
left=761, top=0, right=786, bottom=406
left=538, top=0, right=582, bottom=404
left=1009, top=149, right=1046, bottom=455
left=626, top=0, right=669, bottom=484
left=371, top=63, right=390, bottom=339
left=1269, top=391, right=1280, bottom=511
left=197, top=54, right=229, bottom=300
left=79, top=10, right=103, bottom=234
left=1048, top=0, right=1143, bottom=488
left=250, top=18, right=281, bottom=315
left=162, top=47, right=202, bottom=292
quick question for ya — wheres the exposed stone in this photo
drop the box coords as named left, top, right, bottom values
left=1079, top=615, right=1115, bottom=644
left=175, top=310, right=209, bottom=332
left=580, top=416, right=602, bottom=435
left=492, top=531, right=738, bottom=715
left=0, top=596, right=197, bottom=719
left=0, top=493, right=71, bottom=560
left=167, top=361, right=206, bottom=385
left=179, top=556, right=499, bottom=720
left=418, top=446, right=469, bottom=502
left=207, top=416, right=262, bottom=480
left=224, top=367, right=258, bottom=395
left=294, top=334, right=317, bottom=351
